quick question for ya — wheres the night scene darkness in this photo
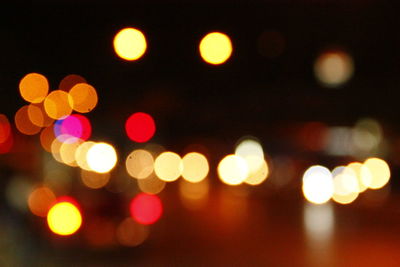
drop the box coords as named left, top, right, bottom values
left=0, top=2, right=399, bottom=266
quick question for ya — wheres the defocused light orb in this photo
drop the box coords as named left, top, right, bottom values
left=125, top=112, right=156, bottom=143
left=154, top=151, right=182, bottom=182
left=28, top=186, right=56, bottom=217
left=54, top=114, right=91, bottom=142
left=181, top=152, right=209, bottom=183
left=302, top=165, right=333, bottom=204
left=361, top=157, right=390, bottom=189
left=314, top=50, right=354, bottom=88
left=0, top=114, right=11, bottom=144
left=15, top=105, right=42, bottom=135
left=75, top=141, right=96, bottom=171
left=347, top=162, right=368, bottom=193
left=59, top=74, right=87, bottom=91
left=40, top=125, right=57, bottom=152
left=244, top=158, right=269, bottom=185
left=27, top=103, right=54, bottom=128
left=47, top=201, right=82, bottom=236
left=44, top=90, right=73, bottom=119
left=69, top=83, right=98, bottom=113
left=116, top=217, right=149, bottom=247
left=19, top=73, right=49, bottom=103
left=80, top=169, right=110, bottom=189
left=137, top=175, right=166, bottom=194
left=199, top=32, right=233, bottom=65
left=130, top=193, right=162, bottom=225
left=126, top=149, right=154, bottom=179
left=235, top=138, right=264, bottom=171
left=352, top=118, right=382, bottom=154
left=60, top=138, right=83, bottom=167
left=113, top=28, right=147, bottom=61
left=217, top=154, right=248, bottom=186
left=86, top=142, right=117, bottom=173
left=332, top=167, right=359, bottom=205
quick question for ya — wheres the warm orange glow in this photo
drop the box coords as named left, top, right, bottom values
left=199, top=32, right=233, bottom=65
left=19, top=73, right=49, bottom=103
left=217, top=154, right=248, bottom=185
left=154, top=151, right=183, bottom=182
left=47, top=201, right=82, bottom=236
left=27, top=103, right=54, bottom=127
left=126, top=149, right=154, bottom=179
left=28, top=186, right=56, bottom=217
left=179, top=178, right=209, bottom=210
left=137, top=175, right=166, bottom=194
left=181, top=152, right=209, bottom=183
left=14, top=105, right=42, bottom=135
left=116, top=217, right=149, bottom=247
left=69, top=83, right=98, bottom=113
left=44, top=90, right=73, bottom=119
left=40, top=125, right=56, bottom=152
left=81, top=169, right=111, bottom=189
left=113, top=28, right=147, bottom=61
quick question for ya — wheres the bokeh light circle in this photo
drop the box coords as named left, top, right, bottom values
left=47, top=201, right=82, bottom=236
left=302, top=165, right=334, bottom=204
left=130, top=193, right=162, bottom=225
left=113, top=28, right=147, bottom=61
left=217, top=154, right=248, bottom=185
left=199, top=32, right=233, bottom=65
left=19, top=73, right=49, bottom=103
left=86, top=142, right=118, bottom=173
left=125, top=112, right=156, bottom=143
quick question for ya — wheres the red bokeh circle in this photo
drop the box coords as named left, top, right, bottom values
left=125, top=112, right=155, bottom=143
left=130, top=193, right=162, bottom=225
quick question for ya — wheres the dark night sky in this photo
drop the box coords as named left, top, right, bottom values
left=0, top=3, right=398, bottom=147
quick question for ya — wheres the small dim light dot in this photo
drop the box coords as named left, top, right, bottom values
left=86, top=142, right=118, bottom=173
left=137, top=175, right=166, bottom=195
left=69, top=83, right=98, bottom=113
left=361, top=157, right=390, bottom=189
left=181, top=152, right=209, bottom=183
left=199, top=32, right=233, bottom=65
left=113, top=28, right=147, bottom=61
left=314, top=50, right=354, bottom=88
left=80, top=169, right=110, bottom=189
left=302, top=165, right=333, bottom=204
left=217, top=154, right=248, bottom=186
left=19, top=73, right=49, bottom=103
left=126, top=149, right=154, bottom=179
left=154, top=151, right=182, bottom=182
left=130, top=193, right=162, bottom=225
left=125, top=112, right=156, bottom=143
left=116, top=217, right=149, bottom=247
left=44, top=90, right=73, bottom=119
left=47, top=201, right=82, bottom=236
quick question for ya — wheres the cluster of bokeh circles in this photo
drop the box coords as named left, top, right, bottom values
left=0, top=25, right=388, bottom=247
left=302, top=158, right=391, bottom=205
